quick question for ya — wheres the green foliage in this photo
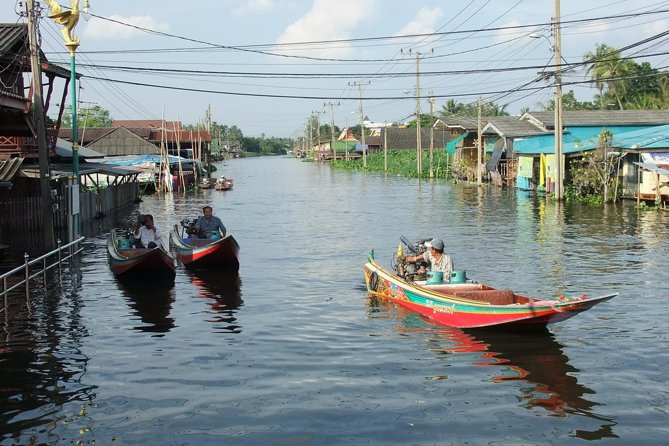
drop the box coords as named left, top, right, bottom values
left=211, top=122, right=244, bottom=149
left=439, top=100, right=510, bottom=117
left=580, top=44, right=669, bottom=110
left=241, top=136, right=290, bottom=155
left=405, top=114, right=438, bottom=128
left=332, top=149, right=453, bottom=179
left=567, top=134, right=618, bottom=204
left=542, top=90, right=596, bottom=111
left=62, top=104, right=112, bottom=128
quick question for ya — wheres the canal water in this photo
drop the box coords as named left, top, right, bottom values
left=1, top=156, right=668, bottom=445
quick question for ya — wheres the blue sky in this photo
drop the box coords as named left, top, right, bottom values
left=3, top=0, right=669, bottom=137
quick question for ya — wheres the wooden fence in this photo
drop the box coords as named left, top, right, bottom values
left=0, top=182, right=138, bottom=231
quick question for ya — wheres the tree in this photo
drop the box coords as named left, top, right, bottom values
left=583, top=44, right=629, bottom=110
left=406, top=114, right=437, bottom=128
left=541, top=90, right=595, bottom=111
left=62, top=104, right=112, bottom=128
left=439, top=100, right=510, bottom=117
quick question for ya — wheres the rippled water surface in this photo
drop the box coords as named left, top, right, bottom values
left=1, top=157, right=668, bottom=445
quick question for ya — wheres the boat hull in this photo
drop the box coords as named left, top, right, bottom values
left=364, top=258, right=616, bottom=329
left=107, top=231, right=176, bottom=278
left=170, top=227, right=240, bottom=269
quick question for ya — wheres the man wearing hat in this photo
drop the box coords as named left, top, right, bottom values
left=406, top=238, right=452, bottom=274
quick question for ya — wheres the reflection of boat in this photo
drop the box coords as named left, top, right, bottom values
left=372, top=297, right=617, bottom=440
left=107, top=230, right=176, bottom=278
left=170, top=225, right=240, bottom=269
left=364, top=256, right=616, bottom=329
left=116, top=277, right=176, bottom=333
left=214, top=176, right=234, bottom=190
left=188, top=269, right=243, bottom=333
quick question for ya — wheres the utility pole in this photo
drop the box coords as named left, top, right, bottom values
left=402, top=49, right=432, bottom=176
left=415, top=51, right=422, bottom=175
left=554, top=0, right=564, bottom=200
left=26, top=0, right=55, bottom=249
left=206, top=104, right=212, bottom=178
left=349, top=81, right=370, bottom=168
left=429, top=91, right=435, bottom=178
left=311, top=110, right=322, bottom=156
left=384, top=120, right=388, bottom=172
left=325, top=102, right=339, bottom=160
left=477, top=96, right=483, bottom=185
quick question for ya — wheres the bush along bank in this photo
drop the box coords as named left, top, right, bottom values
left=331, top=149, right=453, bottom=179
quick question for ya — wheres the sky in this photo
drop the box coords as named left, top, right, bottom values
left=3, top=0, right=669, bottom=137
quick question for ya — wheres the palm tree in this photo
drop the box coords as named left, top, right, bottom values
left=440, top=99, right=467, bottom=117
left=583, top=44, right=618, bottom=109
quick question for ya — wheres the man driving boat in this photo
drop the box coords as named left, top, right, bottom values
left=405, top=238, right=452, bottom=274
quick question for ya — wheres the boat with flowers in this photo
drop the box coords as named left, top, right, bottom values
left=363, top=238, right=616, bottom=330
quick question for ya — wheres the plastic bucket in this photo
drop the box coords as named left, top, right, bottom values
left=426, top=271, right=443, bottom=284
left=450, top=270, right=467, bottom=284
left=208, top=231, right=221, bottom=240
left=117, top=238, right=132, bottom=249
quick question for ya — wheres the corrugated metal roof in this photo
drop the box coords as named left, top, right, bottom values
left=0, top=24, right=27, bottom=57
left=434, top=116, right=480, bottom=131
left=0, top=157, right=24, bottom=182
left=522, top=110, right=669, bottom=129
left=482, top=116, right=546, bottom=137
left=513, top=125, right=669, bottom=155
left=54, top=138, right=105, bottom=159
left=376, top=127, right=450, bottom=151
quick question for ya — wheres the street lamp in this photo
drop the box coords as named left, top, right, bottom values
left=45, top=0, right=92, bottom=239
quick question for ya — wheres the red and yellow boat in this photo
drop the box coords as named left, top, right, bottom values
left=170, top=226, right=240, bottom=269
left=364, top=255, right=616, bottom=330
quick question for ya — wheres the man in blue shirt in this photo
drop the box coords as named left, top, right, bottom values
left=193, top=206, right=226, bottom=238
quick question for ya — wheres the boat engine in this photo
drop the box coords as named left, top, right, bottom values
left=393, top=236, right=432, bottom=282
left=180, top=218, right=198, bottom=236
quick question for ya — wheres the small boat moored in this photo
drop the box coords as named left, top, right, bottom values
left=107, top=229, right=176, bottom=279
left=364, top=238, right=617, bottom=330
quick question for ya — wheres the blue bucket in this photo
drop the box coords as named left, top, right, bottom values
left=117, top=238, right=132, bottom=249
left=426, top=271, right=443, bottom=284
left=208, top=231, right=221, bottom=240
left=450, top=270, right=467, bottom=284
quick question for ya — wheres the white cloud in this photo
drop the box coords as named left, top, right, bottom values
left=81, top=15, right=170, bottom=40
left=396, top=7, right=443, bottom=36
left=276, top=0, right=378, bottom=58
left=232, top=0, right=274, bottom=17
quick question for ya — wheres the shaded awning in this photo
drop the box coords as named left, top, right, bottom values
left=55, top=138, right=105, bottom=159
left=634, top=162, right=669, bottom=176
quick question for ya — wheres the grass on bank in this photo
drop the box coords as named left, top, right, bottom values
left=331, top=149, right=453, bottom=179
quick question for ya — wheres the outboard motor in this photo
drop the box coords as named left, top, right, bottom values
left=180, top=218, right=198, bottom=236
left=393, top=236, right=432, bottom=281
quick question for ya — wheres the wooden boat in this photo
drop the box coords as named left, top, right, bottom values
left=214, top=176, right=234, bottom=191
left=364, top=255, right=616, bottom=330
left=170, top=226, right=240, bottom=269
left=107, top=229, right=176, bottom=278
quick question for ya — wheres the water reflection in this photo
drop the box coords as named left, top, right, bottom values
left=187, top=268, right=243, bottom=333
left=370, top=295, right=618, bottom=440
left=116, top=277, right=176, bottom=334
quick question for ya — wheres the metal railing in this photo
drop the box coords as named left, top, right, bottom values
left=1, top=237, right=84, bottom=316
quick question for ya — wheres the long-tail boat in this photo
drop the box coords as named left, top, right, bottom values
left=107, top=229, right=176, bottom=278
left=170, top=225, right=240, bottom=270
left=364, top=253, right=616, bottom=330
